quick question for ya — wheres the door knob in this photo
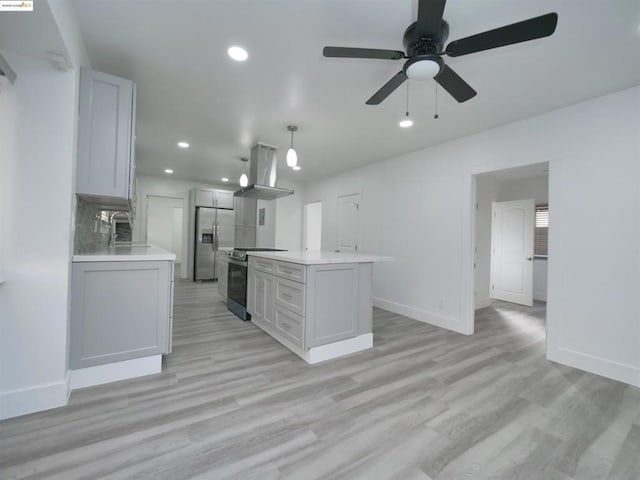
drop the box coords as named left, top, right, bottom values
left=526, top=257, right=533, bottom=261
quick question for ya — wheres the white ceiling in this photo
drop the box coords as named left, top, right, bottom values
left=70, top=0, right=640, bottom=185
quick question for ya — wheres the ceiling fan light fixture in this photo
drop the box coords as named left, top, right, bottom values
left=404, top=55, right=443, bottom=80
left=286, top=125, right=298, bottom=167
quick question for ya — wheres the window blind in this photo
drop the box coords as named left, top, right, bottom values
left=535, top=205, right=548, bottom=256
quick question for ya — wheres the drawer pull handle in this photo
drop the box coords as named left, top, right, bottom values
left=281, top=292, right=293, bottom=299
left=281, top=321, right=291, bottom=330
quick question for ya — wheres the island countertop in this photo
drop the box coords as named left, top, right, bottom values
left=247, top=250, right=392, bottom=265
left=73, top=245, right=176, bottom=262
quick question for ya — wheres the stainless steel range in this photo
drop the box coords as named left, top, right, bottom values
left=227, top=248, right=286, bottom=321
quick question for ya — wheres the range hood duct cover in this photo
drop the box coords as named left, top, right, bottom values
left=234, top=143, right=294, bottom=200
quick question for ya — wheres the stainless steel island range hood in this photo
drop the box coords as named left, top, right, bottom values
left=234, top=143, right=294, bottom=200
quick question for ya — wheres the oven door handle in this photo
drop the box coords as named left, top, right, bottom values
left=228, top=257, right=248, bottom=267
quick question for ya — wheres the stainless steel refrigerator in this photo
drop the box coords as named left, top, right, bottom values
left=194, top=207, right=234, bottom=281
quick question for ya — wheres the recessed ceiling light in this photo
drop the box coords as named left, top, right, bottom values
left=177, top=142, right=189, bottom=149
left=292, top=166, right=301, bottom=171
left=221, top=177, right=229, bottom=182
left=227, top=46, right=248, bottom=62
left=164, top=169, right=174, bottom=174
left=399, top=118, right=414, bottom=128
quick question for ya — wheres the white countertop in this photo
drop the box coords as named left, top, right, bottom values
left=73, top=245, right=176, bottom=262
left=247, top=250, right=393, bottom=265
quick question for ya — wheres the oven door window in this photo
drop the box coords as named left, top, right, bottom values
left=227, top=262, right=247, bottom=306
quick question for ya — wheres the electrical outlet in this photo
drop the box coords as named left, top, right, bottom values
left=438, top=298, right=444, bottom=309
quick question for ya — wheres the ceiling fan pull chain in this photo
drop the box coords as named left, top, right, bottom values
left=405, top=81, right=410, bottom=117
left=434, top=83, right=439, bottom=119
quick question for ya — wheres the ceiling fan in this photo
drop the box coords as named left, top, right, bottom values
left=323, top=0, right=558, bottom=104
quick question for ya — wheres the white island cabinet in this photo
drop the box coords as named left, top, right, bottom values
left=247, top=251, right=391, bottom=364
left=70, top=245, right=176, bottom=389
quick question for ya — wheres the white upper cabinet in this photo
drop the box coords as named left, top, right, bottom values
left=195, top=188, right=214, bottom=207
left=193, top=188, right=234, bottom=209
left=76, top=68, right=136, bottom=210
left=214, top=190, right=234, bottom=209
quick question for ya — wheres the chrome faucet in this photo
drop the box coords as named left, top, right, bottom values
left=109, top=211, right=130, bottom=246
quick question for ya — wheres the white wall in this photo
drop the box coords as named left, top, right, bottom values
left=474, top=175, right=502, bottom=309
left=274, top=180, right=304, bottom=252
left=475, top=173, right=549, bottom=306
left=304, top=86, right=640, bottom=388
left=0, top=5, right=89, bottom=417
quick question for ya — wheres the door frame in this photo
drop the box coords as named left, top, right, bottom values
left=144, top=193, right=186, bottom=277
left=468, top=163, right=550, bottom=336
left=336, top=192, right=360, bottom=253
left=302, top=201, right=322, bottom=251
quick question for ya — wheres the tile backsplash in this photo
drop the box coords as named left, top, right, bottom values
left=74, top=197, right=110, bottom=253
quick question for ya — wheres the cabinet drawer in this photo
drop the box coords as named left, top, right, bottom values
left=275, top=305, right=304, bottom=349
left=275, top=277, right=305, bottom=316
left=254, top=258, right=275, bottom=274
left=275, top=261, right=306, bottom=283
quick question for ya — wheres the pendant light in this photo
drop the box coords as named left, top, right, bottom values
left=286, top=125, right=298, bottom=167
left=399, top=82, right=413, bottom=128
left=239, top=157, right=248, bottom=187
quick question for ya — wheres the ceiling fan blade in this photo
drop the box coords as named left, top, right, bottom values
left=323, top=46, right=404, bottom=60
left=445, top=12, right=558, bottom=57
left=416, top=0, right=447, bottom=37
left=434, top=64, right=477, bottom=103
left=366, top=71, right=407, bottom=105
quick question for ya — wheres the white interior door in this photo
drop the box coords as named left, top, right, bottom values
left=337, top=193, right=359, bottom=253
left=147, top=195, right=184, bottom=261
left=490, top=199, right=535, bottom=306
left=303, top=202, right=322, bottom=251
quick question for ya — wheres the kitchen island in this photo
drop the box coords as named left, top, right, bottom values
left=70, top=245, right=176, bottom=389
left=246, top=251, right=391, bottom=364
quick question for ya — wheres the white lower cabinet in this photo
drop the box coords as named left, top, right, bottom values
left=253, top=270, right=275, bottom=328
left=248, top=257, right=367, bottom=360
left=70, top=260, right=174, bottom=369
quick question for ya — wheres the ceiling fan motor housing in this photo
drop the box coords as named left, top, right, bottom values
left=403, top=20, right=449, bottom=56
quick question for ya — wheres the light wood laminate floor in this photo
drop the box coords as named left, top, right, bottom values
left=2, top=279, right=639, bottom=479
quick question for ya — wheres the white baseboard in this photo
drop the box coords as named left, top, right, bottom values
left=304, top=334, right=373, bottom=364
left=0, top=371, right=71, bottom=420
left=70, top=355, right=162, bottom=390
left=373, top=297, right=469, bottom=335
left=474, top=298, right=492, bottom=309
left=547, top=347, right=640, bottom=388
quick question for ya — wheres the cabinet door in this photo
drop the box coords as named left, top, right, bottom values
left=252, top=270, right=275, bottom=327
left=263, top=274, right=275, bottom=326
left=128, top=83, right=137, bottom=209
left=195, top=189, right=214, bottom=207
left=77, top=68, right=134, bottom=201
left=253, top=272, right=266, bottom=320
left=215, top=190, right=235, bottom=209
left=70, top=260, right=172, bottom=369
left=306, top=264, right=358, bottom=348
